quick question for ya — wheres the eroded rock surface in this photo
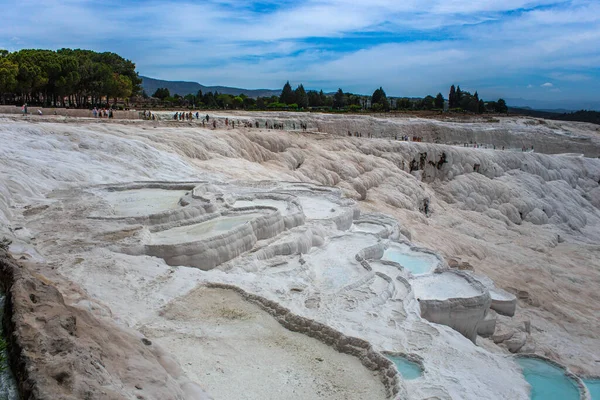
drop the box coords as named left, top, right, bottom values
left=0, top=249, right=211, bottom=400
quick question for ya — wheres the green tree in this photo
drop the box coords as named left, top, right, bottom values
left=396, top=97, right=412, bottom=110
left=347, top=94, right=362, bottom=107
left=496, top=98, right=508, bottom=113
left=449, top=85, right=456, bottom=108
left=478, top=99, right=485, bottom=114
left=307, top=90, right=322, bottom=107
left=459, top=95, right=472, bottom=110
left=420, top=95, right=435, bottom=110
left=279, top=81, right=295, bottom=105
left=294, top=84, right=308, bottom=109
left=0, top=55, right=18, bottom=104
left=216, top=93, right=233, bottom=109
left=113, top=74, right=133, bottom=104
left=153, top=87, right=170, bottom=100
left=232, top=96, right=244, bottom=109
left=203, top=91, right=218, bottom=108
left=456, top=86, right=463, bottom=105
left=0, top=48, right=140, bottom=107
left=333, top=88, right=346, bottom=109
left=371, top=87, right=389, bottom=110
left=243, top=96, right=256, bottom=109
left=435, top=93, right=444, bottom=109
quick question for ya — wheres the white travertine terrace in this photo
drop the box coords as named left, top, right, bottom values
left=2, top=114, right=599, bottom=399
left=412, top=271, right=491, bottom=342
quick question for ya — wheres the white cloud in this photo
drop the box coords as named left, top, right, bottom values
left=0, top=0, right=599, bottom=100
left=541, top=82, right=553, bottom=87
left=527, top=84, right=533, bottom=88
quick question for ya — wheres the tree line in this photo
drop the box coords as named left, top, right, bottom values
left=448, top=85, right=507, bottom=113
left=0, top=48, right=141, bottom=107
left=0, top=47, right=510, bottom=113
left=150, top=81, right=509, bottom=113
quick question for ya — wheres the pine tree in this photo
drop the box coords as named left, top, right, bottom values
left=279, top=81, right=295, bottom=105
left=435, top=93, right=444, bottom=109
left=319, top=90, right=329, bottom=107
left=456, top=86, right=463, bottom=105
left=294, top=84, right=308, bottom=109
left=449, top=85, right=456, bottom=108
left=333, top=88, right=346, bottom=109
left=478, top=99, right=485, bottom=114
left=371, top=87, right=389, bottom=110
left=152, top=88, right=170, bottom=100
left=496, top=98, right=508, bottom=113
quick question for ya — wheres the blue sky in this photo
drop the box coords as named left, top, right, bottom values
left=1, top=0, right=599, bottom=103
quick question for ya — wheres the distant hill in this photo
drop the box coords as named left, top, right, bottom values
left=509, top=107, right=600, bottom=125
left=505, top=98, right=600, bottom=112
left=141, top=76, right=280, bottom=99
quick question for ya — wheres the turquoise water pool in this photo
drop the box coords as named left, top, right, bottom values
left=382, top=248, right=435, bottom=275
left=584, top=379, right=600, bottom=399
left=517, top=358, right=580, bottom=400
left=387, top=355, right=423, bottom=380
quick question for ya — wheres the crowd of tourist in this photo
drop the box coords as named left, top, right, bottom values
left=92, top=107, right=114, bottom=118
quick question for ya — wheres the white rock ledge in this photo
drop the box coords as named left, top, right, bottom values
left=413, top=271, right=492, bottom=343
left=129, top=210, right=286, bottom=270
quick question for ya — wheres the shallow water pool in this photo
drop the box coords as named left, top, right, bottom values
left=517, top=358, right=580, bottom=400
left=352, top=222, right=384, bottom=234
left=382, top=245, right=437, bottom=275
left=386, top=355, right=422, bottom=380
left=151, top=213, right=263, bottom=244
left=584, top=379, right=600, bottom=399
left=98, top=188, right=188, bottom=217
left=233, top=199, right=291, bottom=215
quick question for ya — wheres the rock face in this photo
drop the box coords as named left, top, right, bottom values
left=140, top=211, right=285, bottom=270
left=467, top=273, right=518, bottom=317
left=413, top=271, right=492, bottom=343
left=0, top=249, right=211, bottom=400
left=477, top=309, right=497, bottom=337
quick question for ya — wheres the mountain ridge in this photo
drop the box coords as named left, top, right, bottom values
left=141, top=76, right=281, bottom=99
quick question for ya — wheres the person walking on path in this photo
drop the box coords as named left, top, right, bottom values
left=92, top=107, right=98, bottom=118
left=22, top=104, right=28, bottom=116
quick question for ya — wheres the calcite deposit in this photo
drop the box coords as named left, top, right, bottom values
left=1, top=112, right=599, bottom=399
